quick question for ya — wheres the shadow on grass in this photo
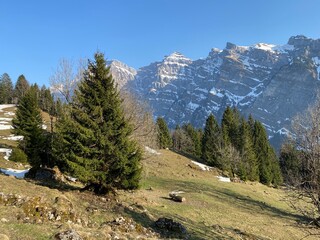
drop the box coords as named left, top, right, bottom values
left=124, top=206, right=227, bottom=240
left=26, top=178, right=83, bottom=192
left=147, top=177, right=309, bottom=223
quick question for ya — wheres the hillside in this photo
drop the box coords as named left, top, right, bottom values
left=0, top=104, right=318, bottom=239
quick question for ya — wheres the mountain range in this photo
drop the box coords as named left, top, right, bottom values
left=109, top=35, right=320, bottom=148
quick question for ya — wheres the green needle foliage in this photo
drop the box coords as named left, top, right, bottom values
left=201, top=114, right=222, bottom=168
left=156, top=117, right=172, bottom=149
left=54, top=52, right=142, bottom=193
left=12, top=85, right=45, bottom=167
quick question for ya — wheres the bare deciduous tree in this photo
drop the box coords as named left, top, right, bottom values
left=121, top=91, right=157, bottom=149
left=50, top=58, right=86, bottom=103
left=286, top=94, right=320, bottom=233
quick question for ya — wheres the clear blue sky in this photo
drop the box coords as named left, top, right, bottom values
left=1, top=0, right=320, bottom=86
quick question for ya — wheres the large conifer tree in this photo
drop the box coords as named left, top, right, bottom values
left=0, top=73, right=14, bottom=104
left=14, top=75, right=30, bottom=103
left=55, top=52, right=141, bottom=193
left=156, top=117, right=172, bottom=149
left=238, top=118, right=259, bottom=181
left=201, top=114, right=222, bottom=168
left=12, top=85, right=45, bottom=167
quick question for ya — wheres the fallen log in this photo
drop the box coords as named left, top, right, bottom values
left=169, top=191, right=186, bottom=202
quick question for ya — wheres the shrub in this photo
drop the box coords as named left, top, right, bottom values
left=9, top=148, right=28, bottom=163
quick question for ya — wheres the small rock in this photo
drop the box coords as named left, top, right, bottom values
left=0, top=218, right=8, bottom=223
left=114, top=217, right=125, bottom=225
left=48, top=213, right=55, bottom=220
left=54, top=229, right=83, bottom=240
left=155, top=217, right=187, bottom=235
left=0, top=234, right=9, bottom=240
left=56, top=215, right=61, bottom=221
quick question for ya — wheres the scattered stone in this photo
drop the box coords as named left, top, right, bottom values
left=0, top=218, right=8, bottom=223
left=155, top=217, right=187, bottom=235
left=54, top=229, right=83, bottom=240
left=0, top=234, right=9, bottom=240
left=114, top=216, right=125, bottom=225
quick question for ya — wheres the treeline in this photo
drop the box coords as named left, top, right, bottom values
left=0, top=73, right=61, bottom=115
left=157, top=107, right=283, bottom=186
left=11, top=53, right=144, bottom=194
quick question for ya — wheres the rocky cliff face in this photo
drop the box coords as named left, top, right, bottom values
left=110, top=35, right=320, bottom=147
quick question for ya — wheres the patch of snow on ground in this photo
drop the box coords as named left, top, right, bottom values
left=4, top=112, right=15, bottom=116
left=0, top=168, right=29, bottom=178
left=191, top=161, right=212, bottom=171
left=0, top=117, right=12, bottom=121
left=217, top=176, right=231, bottom=182
left=0, top=125, right=13, bottom=130
left=0, top=148, right=12, bottom=160
left=145, top=146, right=161, bottom=155
left=0, top=104, right=15, bottom=112
left=2, top=135, right=24, bottom=141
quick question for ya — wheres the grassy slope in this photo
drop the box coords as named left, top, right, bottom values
left=120, top=150, right=316, bottom=240
left=0, top=105, right=318, bottom=239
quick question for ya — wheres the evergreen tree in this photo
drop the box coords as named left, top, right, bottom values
left=252, top=120, right=283, bottom=185
left=156, top=117, right=172, bottom=149
left=54, top=52, right=142, bottom=193
left=0, top=73, right=14, bottom=104
left=279, top=142, right=300, bottom=185
left=12, top=85, right=45, bottom=167
left=252, top=121, right=272, bottom=184
left=182, top=123, right=202, bottom=158
left=39, top=85, right=54, bottom=113
left=14, top=75, right=30, bottom=103
left=221, top=106, right=241, bottom=149
left=201, top=114, right=223, bottom=168
left=238, top=118, right=259, bottom=181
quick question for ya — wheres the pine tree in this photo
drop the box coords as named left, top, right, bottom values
left=54, top=52, right=142, bottom=193
left=156, top=117, right=172, bottom=149
left=201, top=114, right=223, bottom=168
left=14, top=75, right=30, bottom=103
left=0, top=73, right=14, bottom=104
left=12, top=85, right=45, bottom=167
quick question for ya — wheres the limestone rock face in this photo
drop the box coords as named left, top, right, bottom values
left=109, top=36, right=320, bottom=148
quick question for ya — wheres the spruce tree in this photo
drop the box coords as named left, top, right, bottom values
left=201, top=114, right=223, bottom=168
left=14, top=75, right=30, bottom=103
left=182, top=123, right=202, bottom=158
left=252, top=120, right=283, bottom=185
left=221, top=106, right=241, bottom=149
left=0, top=73, right=14, bottom=104
left=156, top=117, right=172, bottom=149
left=252, top=121, right=272, bottom=184
left=238, top=118, right=259, bottom=181
left=12, top=85, right=45, bottom=167
left=54, top=52, right=141, bottom=193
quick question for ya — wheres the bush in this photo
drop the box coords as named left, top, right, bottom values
left=9, top=148, right=28, bottom=163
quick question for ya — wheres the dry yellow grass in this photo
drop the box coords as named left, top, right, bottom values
left=119, top=149, right=319, bottom=240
